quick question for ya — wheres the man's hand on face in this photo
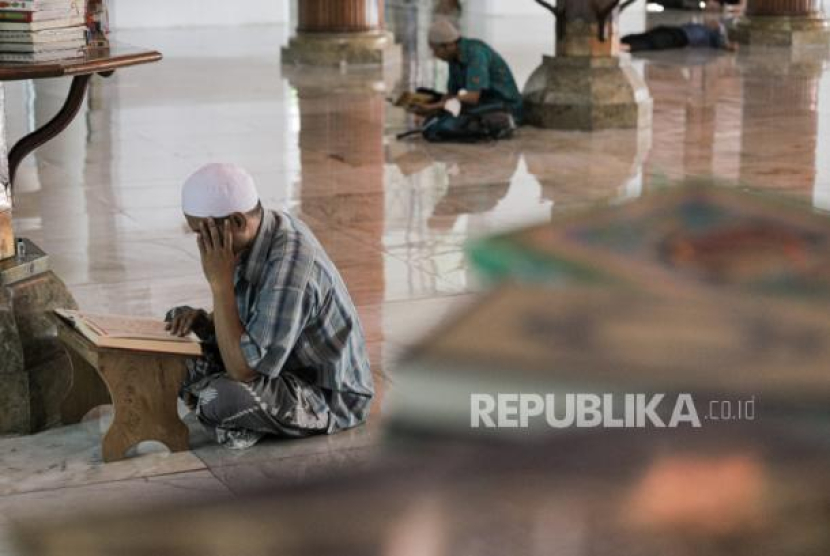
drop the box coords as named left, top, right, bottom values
left=166, top=307, right=212, bottom=338
left=198, top=218, right=237, bottom=291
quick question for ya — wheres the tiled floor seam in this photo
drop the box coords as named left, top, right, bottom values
left=0, top=466, right=210, bottom=500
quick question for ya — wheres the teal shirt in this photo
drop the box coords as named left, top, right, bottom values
left=447, top=38, right=523, bottom=123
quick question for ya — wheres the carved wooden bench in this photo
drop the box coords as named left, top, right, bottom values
left=54, top=317, right=193, bottom=462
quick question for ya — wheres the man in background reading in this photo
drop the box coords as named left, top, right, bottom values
left=411, top=19, right=523, bottom=142
left=166, top=163, right=374, bottom=449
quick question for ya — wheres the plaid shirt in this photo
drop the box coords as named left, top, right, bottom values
left=234, top=209, right=374, bottom=431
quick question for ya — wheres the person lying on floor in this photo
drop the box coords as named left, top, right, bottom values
left=622, top=20, right=736, bottom=53
left=166, top=163, right=374, bottom=450
left=411, top=19, right=523, bottom=142
left=650, top=0, right=743, bottom=12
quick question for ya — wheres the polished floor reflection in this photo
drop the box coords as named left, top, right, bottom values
left=2, top=4, right=830, bottom=552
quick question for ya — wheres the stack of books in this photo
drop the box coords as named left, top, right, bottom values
left=0, top=0, right=86, bottom=63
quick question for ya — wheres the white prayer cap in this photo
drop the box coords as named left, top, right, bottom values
left=428, top=18, right=460, bottom=45
left=181, top=163, right=259, bottom=218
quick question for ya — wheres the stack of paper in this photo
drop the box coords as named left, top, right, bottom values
left=0, top=0, right=86, bottom=62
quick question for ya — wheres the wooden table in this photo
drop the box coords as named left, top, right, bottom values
left=0, top=43, right=162, bottom=259
left=55, top=316, right=193, bottom=462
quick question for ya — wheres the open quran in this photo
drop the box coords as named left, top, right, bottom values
left=393, top=91, right=436, bottom=109
left=54, top=309, right=202, bottom=356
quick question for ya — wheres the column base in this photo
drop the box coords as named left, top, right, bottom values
left=0, top=239, right=78, bottom=434
left=0, top=284, right=27, bottom=433
left=731, top=14, right=830, bottom=47
left=281, top=31, right=401, bottom=67
left=523, top=55, right=653, bottom=131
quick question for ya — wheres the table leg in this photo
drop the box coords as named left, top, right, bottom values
left=2, top=75, right=93, bottom=261
left=61, top=350, right=111, bottom=425
left=7, top=74, right=92, bottom=188
left=97, top=352, right=190, bottom=463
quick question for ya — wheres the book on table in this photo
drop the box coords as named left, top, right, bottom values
left=0, top=37, right=82, bottom=51
left=0, top=26, right=85, bottom=43
left=0, top=8, right=80, bottom=22
left=54, top=309, right=203, bottom=356
left=0, top=46, right=81, bottom=61
left=0, top=0, right=80, bottom=11
left=0, top=15, right=83, bottom=31
left=0, top=11, right=86, bottom=61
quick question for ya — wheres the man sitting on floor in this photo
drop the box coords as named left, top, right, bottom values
left=622, top=20, right=736, bottom=52
left=166, top=163, right=374, bottom=450
left=413, top=19, right=523, bottom=142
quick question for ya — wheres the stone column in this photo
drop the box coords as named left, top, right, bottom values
left=282, top=0, right=400, bottom=66
left=732, top=0, right=830, bottom=46
left=1, top=236, right=79, bottom=434
left=523, top=0, right=652, bottom=130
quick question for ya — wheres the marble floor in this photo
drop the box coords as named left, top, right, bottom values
left=3, top=4, right=830, bottom=554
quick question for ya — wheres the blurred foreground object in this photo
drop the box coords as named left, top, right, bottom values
left=390, top=284, right=830, bottom=435
left=12, top=422, right=830, bottom=555
left=468, top=184, right=830, bottom=302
